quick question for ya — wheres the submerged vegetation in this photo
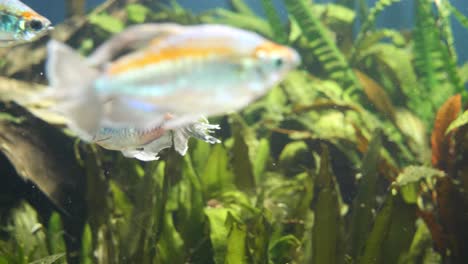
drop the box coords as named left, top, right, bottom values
left=1, top=0, right=468, bottom=263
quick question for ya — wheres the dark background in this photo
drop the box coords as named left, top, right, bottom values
left=22, top=0, right=468, bottom=63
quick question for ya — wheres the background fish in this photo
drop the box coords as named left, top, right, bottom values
left=0, top=0, right=52, bottom=44
left=93, top=118, right=220, bottom=161
left=43, top=23, right=300, bottom=140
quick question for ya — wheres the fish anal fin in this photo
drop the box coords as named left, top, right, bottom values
left=121, top=132, right=173, bottom=162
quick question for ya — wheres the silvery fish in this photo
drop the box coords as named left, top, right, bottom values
left=93, top=115, right=220, bottom=161
left=0, top=0, right=52, bottom=44
left=43, top=23, right=301, bottom=139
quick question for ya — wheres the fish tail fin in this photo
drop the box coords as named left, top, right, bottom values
left=43, top=40, right=102, bottom=141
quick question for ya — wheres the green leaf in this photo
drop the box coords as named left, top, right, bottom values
left=47, top=213, right=66, bottom=255
left=247, top=214, right=271, bottom=263
left=446, top=110, right=468, bottom=134
left=202, top=9, right=272, bottom=38
left=311, top=145, right=342, bottom=263
left=230, top=115, right=256, bottom=192
left=253, top=138, right=270, bottom=184
left=348, top=130, right=382, bottom=258
left=350, top=0, right=403, bottom=63
left=284, top=0, right=362, bottom=98
left=359, top=194, right=417, bottom=264
left=80, top=224, right=93, bottom=264
left=399, top=219, right=442, bottom=264
left=29, top=253, right=65, bottom=264
left=225, top=214, right=247, bottom=264
left=394, top=166, right=444, bottom=204
left=10, top=202, right=49, bottom=261
left=89, top=13, right=125, bottom=33
left=269, top=235, right=301, bottom=263
left=230, top=0, right=255, bottom=16
left=175, top=155, right=211, bottom=260
left=201, top=144, right=235, bottom=197
left=0, top=112, right=25, bottom=124
left=260, top=0, right=287, bottom=43
left=279, top=141, right=311, bottom=177
left=126, top=4, right=150, bottom=23
left=205, top=208, right=232, bottom=264
left=155, top=213, right=185, bottom=263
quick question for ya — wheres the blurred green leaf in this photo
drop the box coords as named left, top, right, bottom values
left=247, top=214, right=271, bottom=263
left=278, top=141, right=311, bottom=177
left=394, top=166, right=444, bottom=204
left=269, top=235, right=301, bottom=263
left=202, top=144, right=235, bottom=197
left=253, top=138, right=270, bottom=184
left=126, top=4, right=150, bottom=23
left=230, top=0, right=255, bottom=16
left=89, top=13, right=125, bottom=33
left=80, top=224, right=93, bottom=264
left=446, top=110, right=468, bottom=134
left=155, top=213, right=185, bottom=263
left=10, top=202, right=48, bottom=262
left=310, top=145, right=342, bottom=263
left=360, top=194, right=417, bottom=264
left=47, top=213, right=65, bottom=255
left=205, top=208, right=232, bottom=264
left=29, top=253, right=65, bottom=264
left=225, top=213, right=247, bottom=264
left=348, top=130, right=382, bottom=258
left=230, top=115, right=257, bottom=192
left=399, top=220, right=442, bottom=264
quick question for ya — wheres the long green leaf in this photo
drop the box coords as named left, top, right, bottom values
left=284, top=0, right=362, bottom=99
left=348, top=130, right=382, bottom=258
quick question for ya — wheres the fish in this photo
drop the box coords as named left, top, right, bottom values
left=93, top=115, right=221, bottom=161
left=43, top=23, right=301, bottom=141
left=0, top=0, right=52, bottom=44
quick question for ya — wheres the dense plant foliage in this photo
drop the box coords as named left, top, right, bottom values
left=1, top=0, right=468, bottom=263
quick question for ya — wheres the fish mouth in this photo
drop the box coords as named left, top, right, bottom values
left=290, top=48, right=301, bottom=68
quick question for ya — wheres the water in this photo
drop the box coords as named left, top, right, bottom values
left=0, top=1, right=468, bottom=263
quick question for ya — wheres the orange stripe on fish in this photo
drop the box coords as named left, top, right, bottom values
left=253, top=41, right=295, bottom=60
left=108, top=45, right=236, bottom=75
left=20, top=11, right=38, bottom=19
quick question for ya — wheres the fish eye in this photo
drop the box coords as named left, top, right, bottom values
left=29, top=20, right=44, bottom=31
left=274, top=58, right=284, bottom=68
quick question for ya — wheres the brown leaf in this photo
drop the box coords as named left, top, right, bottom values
left=354, top=69, right=396, bottom=122
left=417, top=210, right=447, bottom=253
left=431, top=94, right=461, bottom=170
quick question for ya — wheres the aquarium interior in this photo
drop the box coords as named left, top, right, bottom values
left=1, top=0, right=468, bottom=263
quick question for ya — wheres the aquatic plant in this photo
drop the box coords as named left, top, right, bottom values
left=0, top=0, right=468, bottom=263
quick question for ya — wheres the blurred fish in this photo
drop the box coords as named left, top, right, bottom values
left=93, top=115, right=220, bottom=161
left=0, top=0, right=52, bottom=44
left=43, top=23, right=300, bottom=140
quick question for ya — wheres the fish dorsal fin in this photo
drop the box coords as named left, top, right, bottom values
left=87, top=23, right=184, bottom=67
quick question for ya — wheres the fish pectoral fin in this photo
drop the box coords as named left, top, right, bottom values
left=87, top=23, right=185, bottom=67
left=121, top=132, right=173, bottom=162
